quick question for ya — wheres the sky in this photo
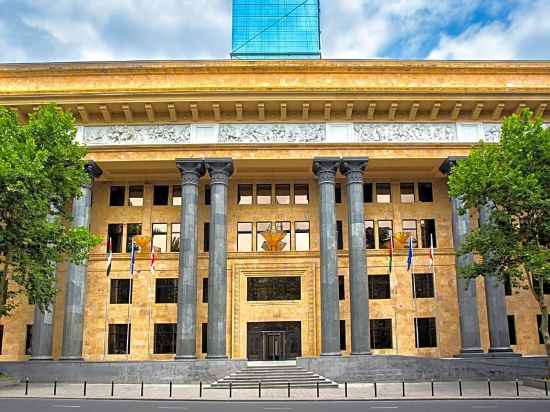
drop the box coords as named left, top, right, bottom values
left=0, top=0, right=549, bottom=63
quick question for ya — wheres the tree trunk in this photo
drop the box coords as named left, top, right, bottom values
left=536, top=276, right=550, bottom=376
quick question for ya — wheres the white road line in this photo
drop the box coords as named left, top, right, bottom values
left=158, top=408, right=187, bottom=410
left=52, top=406, right=81, bottom=409
left=263, top=408, right=293, bottom=411
left=370, top=407, right=398, bottom=410
left=471, top=407, right=497, bottom=409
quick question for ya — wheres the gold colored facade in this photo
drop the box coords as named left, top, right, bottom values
left=0, top=60, right=549, bottom=362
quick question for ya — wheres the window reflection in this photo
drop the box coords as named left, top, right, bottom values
left=378, top=220, right=393, bottom=249
left=256, top=222, right=272, bottom=252
left=275, top=221, right=291, bottom=251
left=237, top=222, right=253, bottom=252
left=276, top=184, right=290, bottom=204
left=400, top=183, right=415, bottom=203
left=238, top=184, right=253, bottom=205
left=257, top=184, right=272, bottom=205
left=294, top=184, right=309, bottom=205
left=376, top=183, right=391, bottom=203
left=295, top=221, right=310, bottom=251
left=128, top=186, right=143, bottom=207
left=152, top=223, right=168, bottom=252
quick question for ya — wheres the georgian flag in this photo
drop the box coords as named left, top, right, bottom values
left=129, top=240, right=136, bottom=276
left=149, top=249, right=156, bottom=274
left=106, top=237, right=112, bottom=277
left=388, top=235, right=394, bottom=273
left=428, top=234, right=435, bottom=272
left=407, top=236, right=414, bottom=272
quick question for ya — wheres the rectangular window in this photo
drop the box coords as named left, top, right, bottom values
left=508, top=315, right=517, bottom=345
left=415, top=317, right=437, bottom=348
left=363, top=183, right=373, bottom=203
left=108, top=324, right=131, bottom=355
left=128, top=185, right=143, bottom=207
left=202, top=278, right=208, bottom=303
left=295, top=221, right=310, bottom=251
left=534, top=279, right=550, bottom=296
left=110, top=279, right=132, bottom=304
left=339, top=275, right=345, bottom=300
left=204, top=185, right=211, bottom=205
left=413, top=273, right=435, bottom=298
left=238, top=184, right=253, bottom=205
left=294, top=184, right=309, bottom=205
left=171, top=223, right=180, bottom=252
left=402, top=220, right=418, bottom=248
left=203, top=222, right=210, bottom=252
left=275, top=221, right=291, bottom=251
left=0, top=325, right=3, bottom=355
left=536, top=315, right=550, bottom=344
left=420, top=219, right=437, bottom=248
left=378, top=220, right=393, bottom=249
left=335, top=183, right=342, bottom=204
left=107, top=224, right=123, bottom=253
left=336, top=220, right=344, bottom=250
left=25, top=325, right=32, bottom=355
left=126, top=223, right=142, bottom=253
left=276, top=184, right=290, bottom=205
left=109, top=186, right=125, bottom=206
left=237, top=222, right=253, bottom=252
left=256, top=222, right=272, bottom=252
left=172, top=185, right=182, bottom=206
left=340, top=320, right=346, bottom=351
left=418, top=182, right=433, bottom=202
left=257, top=184, right=272, bottom=205
left=152, top=223, right=168, bottom=253
left=370, top=319, right=392, bottom=349
left=154, top=324, right=176, bottom=354
left=201, top=323, right=208, bottom=354
left=504, top=276, right=512, bottom=296
left=153, top=185, right=169, bottom=206
left=365, top=220, right=375, bottom=249
left=400, top=183, right=415, bottom=203
left=155, top=279, right=177, bottom=304
left=368, top=275, right=391, bottom=299
left=247, top=276, right=301, bottom=301
left=376, top=183, right=391, bottom=203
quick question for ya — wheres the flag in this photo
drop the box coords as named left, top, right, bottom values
left=129, top=240, right=136, bottom=276
left=427, top=233, right=434, bottom=272
left=106, top=237, right=112, bottom=277
left=149, top=248, right=156, bottom=274
left=388, top=235, right=394, bottom=273
left=407, top=236, right=414, bottom=272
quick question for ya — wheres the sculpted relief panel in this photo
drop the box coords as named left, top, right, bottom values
left=218, top=123, right=326, bottom=143
left=354, top=123, right=457, bottom=143
left=80, top=125, right=191, bottom=146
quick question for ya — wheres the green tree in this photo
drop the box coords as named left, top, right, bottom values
left=0, top=104, right=100, bottom=317
left=448, top=110, right=550, bottom=371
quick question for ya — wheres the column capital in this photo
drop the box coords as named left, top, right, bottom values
left=313, top=157, right=339, bottom=184
left=84, top=161, right=102, bottom=179
left=340, top=157, right=368, bottom=184
left=206, top=158, right=234, bottom=185
left=176, top=159, right=206, bottom=186
left=439, top=156, right=467, bottom=176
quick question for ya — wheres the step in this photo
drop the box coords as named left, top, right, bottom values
left=217, top=378, right=331, bottom=384
left=208, top=382, right=339, bottom=389
left=228, top=372, right=317, bottom=378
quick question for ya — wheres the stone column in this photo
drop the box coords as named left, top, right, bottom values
left=440, top=157, right=483, bottom=356
left=340, top=158, right=371, bottom=355
left=479, top=204, right=516, bottom=355
left=205, top=158, right=233, bottom=359
left=313, top=158, right=341, bottom=356
left=60, top=161, right=103, bottom=360
left=174, top=159, right=206, bottom=360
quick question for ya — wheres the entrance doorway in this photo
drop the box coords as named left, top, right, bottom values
left=247, top=322, right=301, bottom=361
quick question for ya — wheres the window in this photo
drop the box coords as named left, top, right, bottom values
left=369, top=275, right=391, bottom=299
left=534, top=279, right=550, bottom=296
left=154, top=324, right=176, bottom=354
left=418, top=182, right=433, bottom=202
left=275, top=221, right=291, bottom=251
left=172, top=185, right=182, bottom=206
left=335, top=183, right=342, bottom=204
left=152, top=224, right=168, bottom=252
left=536, top=315, right=550, bottom=344
left=237, top=222, right=253, bottom=252
left=126, top=223, right=142, bottom=253
left=504, top=276, right=512, bottom=296
left=295, top=221, right=310, bottom=251
left=204, top=185, right=211, bottom=205
left=257, top=184, right=272, bottom=205
left=365, top=220, right=375, bottom=249
left=415, top=317, right=437, bottom=348
left=202, top=278, right=208, bottom=303
left=108, top=324, right=131, bottom=354
left=420, top=219, right=437, bottom=248
left=153, top=185, right=169, bottom=206
left=127, top=186, right=143, bottom=207
left=171, top=223, right=180, bottom=252
left=247, top=276, right=301, bottom=301
left=400, top=183, right=415, bottom=203
left=370, top=319, right=392, bottom=349
left=413, top=273, right=434, bottom=298
left=339, top=275, right=345, bottom=300
left=378, top=220, right=393, bottom=249
left=256, top=222, right=272, bottom=252
left=107, top=224, right=123, bottom=253
left=508, top=315, right=517, bottom=345
left=276, top=184, right=290, bottom=205
left=238, top=184, right=253, bottom=205
left=110, top=279, right=132, bottom=304
left=363, top=183, right=373, bottom=203
left=402, top=220, right=418, bottom=248
left=376, top=183, right=391, bottom=203
left=201, top=323, right=208, bottom=354
left=25, top=325, right=32, bottom=355
left=0, top=325, right=3, bottom=355
left=155, top=279, right=177, bottom=304
left=340, top=320, right=346, bottom=351
left=109, top=186, right=125, bottom=206
left=203, top=223, right=210, bottom=252
left=336, top=220, right=344, bottom=250
left=294, top=184, right=309, bottom=205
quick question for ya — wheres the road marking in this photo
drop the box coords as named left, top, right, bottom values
left=53, top=406, right=81, bottom=409
left=370, top=407, right=398, bottom=410
left=471, top=407, right=497, bottom=409
left=263, top=408, right=293, bottom=411
left=158, top=408, right=187, bottom=410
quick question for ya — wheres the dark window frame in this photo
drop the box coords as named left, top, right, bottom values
left=201, top=323, right=208, bottom=354
left=376, top=183, right=392, bottom=203
left=238, top=184, right=253, bottom=205
left=420, top=219, right=437, bottom=249
left=203, top=222, right=210, bottom=252
left=508, top=315, right=517, bottom=345
left=126, top=223, right=142, bottom=253
left=153, top=323, right=176, bottom=354
left=155, top=278, right=178, bottom=304
left=110, top=279, right=132, bottom=304
left=340, top=319, right=346, bottom=351
left=256, top=184, right=272, bottom=205
left=365, top=220, right=375, bottom=249
left=415, top=317, right=437, bottom=348
left=418, top=182, right=434, bottom=203
left=335, top=183, right=342, bottom=204
left=338, top=275, right=345, bottom=301
left=369, top=275, right=391, bottom=299
left=109, top=186, right=125, bottom=207
left=377, top=220, right=393, bottom=249
left=202, top=278, right=208, bottom=303
left=400, top=182, right=415, bottom=203
left=25, top=324, right=32, bottom=355
left=247, top=276, right=301, bottom=301
left=128, top=185, right=144, bottom=207
left=336, top=220, right=344, bottom=250
left=370, top=319, right=392, bottom=349
left=0, top=324, right=3, bottom=355
left=413, top=273, right=435, bottom=299
left=294, top=183, right=309, bottom=205
left=107, top=223, right=124, bottom=254
left=153, top=185, right=170, bottom=206
left=108, top=324, right=131, bottom=355
left=172, top=185, right=182, bottom=206
left=363, top=183, right=373, bottom=203
left=275, top=184, right=291, bottom=205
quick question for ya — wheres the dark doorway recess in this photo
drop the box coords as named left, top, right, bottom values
left=247, top=321, right=301, bottom=361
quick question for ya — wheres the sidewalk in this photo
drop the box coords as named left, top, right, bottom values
left=0, top=380, right=548, bottom=400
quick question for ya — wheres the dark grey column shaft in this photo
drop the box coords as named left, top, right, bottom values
left=31, top=305, right=54, bottom=360
left=206, top=159, right=233, bottom=359
left=175, top=159, right=206, bottom=360
left=340, top=158, right=371, bottom=355
left=60, top=161, right=102, bottom=360
left=313, top=158, right=341, bottom=356
left=479, top=204, right=514, bottom=353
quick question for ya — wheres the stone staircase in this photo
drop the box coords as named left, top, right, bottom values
left=207, top=361, right=338, bottom=389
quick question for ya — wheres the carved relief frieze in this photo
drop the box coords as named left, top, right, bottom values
left=81, top=125, right=191, bottom=145
left=218, top=123, right=326, bottom=144
left=353, top=123, right=457, bottom=143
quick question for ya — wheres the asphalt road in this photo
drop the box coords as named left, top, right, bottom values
left=0, top=399, right=549, bottom=412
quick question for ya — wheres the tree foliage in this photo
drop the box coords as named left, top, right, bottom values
left=0, top=104, right=100, bottom=317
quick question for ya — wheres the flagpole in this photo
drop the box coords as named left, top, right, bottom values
left=104, top=237, right=112, bottom=360
left=126, top=241, right=135, bottom=360
left=430, top=233, right=442, bottom=356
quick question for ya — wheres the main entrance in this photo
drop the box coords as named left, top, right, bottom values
left=246, top=322, right=301, bottom=361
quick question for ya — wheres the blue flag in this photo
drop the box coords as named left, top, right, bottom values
left=407, top=236, right=414, bottom=272
left=129, top=241, right=136, bottom=275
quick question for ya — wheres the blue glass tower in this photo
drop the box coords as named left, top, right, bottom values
left=231, top=0, right=321, bottom=60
